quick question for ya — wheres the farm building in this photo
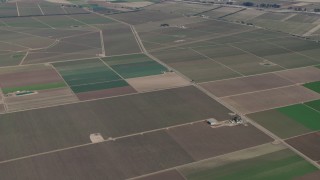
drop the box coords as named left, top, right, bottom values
left=206, top=118, right=219, bottom=126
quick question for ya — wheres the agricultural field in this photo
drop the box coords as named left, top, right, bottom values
left=200, top=73, right=294, bottom=97
left=0, top=64, right=78, bottom=112
left=0, top=0, right=319, bottom=179
left=17, top=1, right=43, bottom=16
left=166, top=122, right=273, bottom=161
left=0, top=2, right=18, bottom=17
left=286, top=132, right=320, bottom=161
left=151, top=48, right=241, bottom=82
left=200, top=6, right=244, bottom=19
left=0, top=86, right=232, bottom=161
left=244, top=12, right=320, bottom=36
left=110, top=9, right=180, bottom=25
left=126, top=72, right=190, bottom=92
left=304, top=81, right=320, bottom=93
left=221, top=85, right=320, bottom=114
left=100, top=23, right=142, bottom=56
left=248, top=103, right=320, bottom=139
left=53, top=58, right=136, bottom=100
left=178, top=145, right=318, bottom=180
left=223, top=8, right=265, bottom=22
left=101, top=53, right=167, bottom=78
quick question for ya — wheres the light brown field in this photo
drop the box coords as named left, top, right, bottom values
left=200, top=73, right=293, bottom=97
left=127, top=72, right=190, bottom=92
left=5, top=87, right=78, bottom=112
left=274, top=66, right=320, bottom=84
left=76, top=86, right=137, bottom=101
left=221, top=86, right=320, bottom=114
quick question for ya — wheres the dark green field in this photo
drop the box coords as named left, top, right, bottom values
left=102, top=54, right=167, bottom=78
left=278, top=104, right=320, bottom=130
left=304, top=81, right=320, bottom=94
left=305, top=100, right=320, bottom=112
left=53, top=58, right=129, bottom=93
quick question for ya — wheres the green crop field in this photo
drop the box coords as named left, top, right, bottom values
left=278, top=104, right=320, bottom=130
left=304, top=81, right=320, bottom=94
left=180, top=149, right=318, bottom=180
left=71, top=80, right=129, bottom=93
left=102, top=54, right=167, bottom=78
left=53, top=58, right=128, bottom=93
left=249, top=103, right=320, bottom=139
left=305, top=100, right=320, bottom=112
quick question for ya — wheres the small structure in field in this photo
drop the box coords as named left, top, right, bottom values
left=160, top=23, right=169, bottom=27
left=230, top=114, right=243, bottom=124
left=5, top=90, right=37, bottom=97
left=90, top=133, right=104, bottom=143
left=206, top=118, right=219, bottom=126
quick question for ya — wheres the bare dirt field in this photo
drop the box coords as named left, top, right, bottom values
left=275, top=66, right=320, bottom=84
left=136, top=170, right=185, bottom=180
left=76, top=86, right=137, bottom=101
left=5, top=87, right=79, bottom=112
left=200, top=73, right=293, bottom=97
left=127, top=72, right=190, bottom=92
left=166, top=122, right=273, bottom=161
left=101, top=23, right=142, bottom=56
left=222, top=86, right=320, bottom=114
left=0, top=131, right=194, bottom=180
left=286, top=132, right=320, bottom=161
left=0, top=104, right=5, bottom=113
left=0, top=86, right=231, bottom=161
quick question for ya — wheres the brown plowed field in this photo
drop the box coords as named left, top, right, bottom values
left=200, top=73, right=293, bottom=97
left=222, top=86, right=320, bottom=114
left=0, top=86, right=231, bottom=161
left=166, top=122, right=273, bottom=161
left=275, top=66, right=320, bottom=84
left=101, top=23, right=141, bottom=56
left=286, top=132, right=320, bottom=161
left=0, top=66, right=62, bottom=88
left=137, top=170, right=185, bottom=180
left=0, top=131, right=193, bottom=180
left=76, top=86, right=137, bottom=101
